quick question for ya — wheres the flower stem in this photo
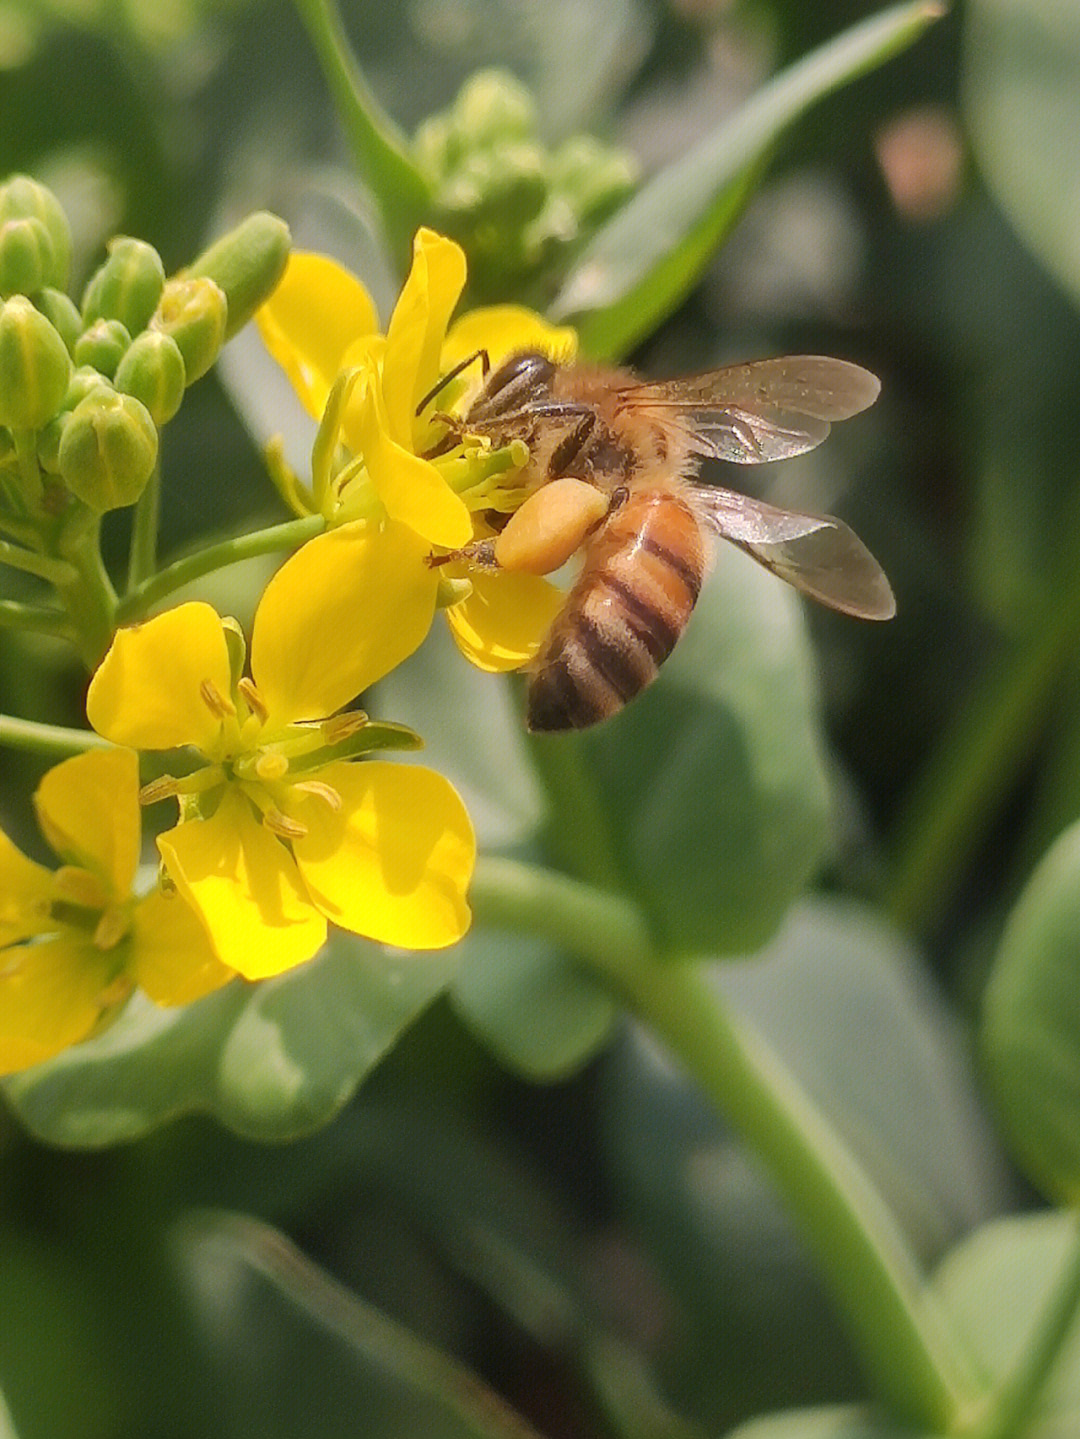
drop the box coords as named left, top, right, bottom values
left=470, top=855, right=981, bottom=1433
left=289, top=0, right=430, bottom=261
left=0, top=713, right=111, bottom=756
left=126, top=458, right=160, bottom=593
left=54, top=511, right=118, bottom=669
left=116, top=514, right=324, bottom=622
left=0, top=599, right=73, bottom=639
left=0, top=538, right=77, bottom=585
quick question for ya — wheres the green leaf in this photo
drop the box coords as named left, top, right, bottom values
left=3, top=933, right=458, bottom=1145
left=551, top=0, right=946, bottom=359
left=982, top=820, right=1080, bottom=1201
left=450, top=928, right=616, bottom=1080
left=965, top=0, right=1080, bottom=314
left=932, top=1212, right=1080, bottom=1433
left=580, top=546, right=832, bottom=956
left=173, top=1210, right=551, bottom=1439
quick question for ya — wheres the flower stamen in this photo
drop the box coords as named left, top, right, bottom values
left=200, top=678, right=235, bottom=718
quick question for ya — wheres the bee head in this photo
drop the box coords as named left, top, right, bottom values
left=467, top=351, right=557, bottom=422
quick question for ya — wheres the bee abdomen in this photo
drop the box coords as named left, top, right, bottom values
left=526, top=490, right=705, bottom=732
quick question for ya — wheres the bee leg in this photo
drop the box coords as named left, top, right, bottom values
left=427, top=539, right=498, bottom=570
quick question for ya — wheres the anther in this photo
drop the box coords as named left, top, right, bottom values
left=262, top=808, right=307, bottom=840
left=238, top=677, right=268, bottom=722
left=199, top=678, right=235, bottom=718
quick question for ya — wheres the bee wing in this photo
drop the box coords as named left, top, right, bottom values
left=627, top=356, right=881, bottom=465
left=692, top=484, right=896, bottom=620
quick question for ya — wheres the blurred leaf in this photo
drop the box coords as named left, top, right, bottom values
left=982, top=820, right=1080, bottom=1201
left=552, top=0, right=946, bottom=359
left=3, top=933, right=458, bottom=1145
left=578, top=546, right=832, bottom=956
left=965, top=0, right=1080, bottom=315
left=932, top=1212, right=1080, bottom=1430
left=601, top=897, right=1014, bottom=1431
left=451, top=928, right=616, bottom=1080
left=718, top=898, right=1016, bottom=1254
left=726, top=1407, right=919, bottom=1439
left=172, top=1210, right=549, bottom=1439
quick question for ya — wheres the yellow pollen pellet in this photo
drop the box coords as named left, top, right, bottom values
left=493, top=478, right=609, bottom=575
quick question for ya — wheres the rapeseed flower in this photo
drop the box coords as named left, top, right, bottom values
left=0, top=747, right=230, bottom=1075
left=86, top=600, right=476, bottom=978
left=256, top=227, right=572, bottom=679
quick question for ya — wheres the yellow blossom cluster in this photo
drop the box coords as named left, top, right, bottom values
left=1, top=229, right=570, bottom=1075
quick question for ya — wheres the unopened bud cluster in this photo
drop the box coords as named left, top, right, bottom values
left=0, top=174, right=288, bottom=514
left=414, top=71, right=637, bottom=301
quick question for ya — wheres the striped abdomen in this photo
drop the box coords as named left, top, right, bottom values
left=526, top=487, right=706, bottom=732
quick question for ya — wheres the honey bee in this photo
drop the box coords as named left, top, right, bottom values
left=430, top=350, right=895, bottom=733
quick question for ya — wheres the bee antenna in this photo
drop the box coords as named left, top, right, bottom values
left=416, top=350, right=490, bottom=416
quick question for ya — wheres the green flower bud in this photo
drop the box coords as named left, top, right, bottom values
left=114, top=329, right=186, bottom=424
left=65, top=365, right=115, bottom=411
left=0, top=295, right=73, bottom=430
left=81, top=236, right=165, bottom=335
left=186, top=211, right=290, bottom=341
left=150, top=275, right=227, bottom=383
left=73, top=318, right=131, bottom=379
left=58, top=389, right=157, bottom=512
left=34, top=288, right=82, bottom=354
left=0, top=176, right=72, bottom=290
left=0, top=216, right=55, bottom=297
left=550, top=136, right=637, bottom=222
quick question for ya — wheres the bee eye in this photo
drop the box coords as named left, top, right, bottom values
left=469, top=351, right=556, bottom=421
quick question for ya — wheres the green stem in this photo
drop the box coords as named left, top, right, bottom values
left=524, top=721, right=627, bottom=893
left=887, top=580, right=1080, bottom=932
left=54, top=511, right=118, bottom=669
left=12, top=427, right=44, bottom=509
left=0, top=599, right=73, bottom=639
left=289, top=0, right=431, bottom=262
left=126, top=458, right=160, bottom=593
left=116, top=515, right=324, bottom=622
left=0, top=538, right=77, bottom=585
left=470, top=855, right=981, bottom=1433
left=0, top=713, right=111, bottom=756
left=968, top=1211, right=1080, bottom=1439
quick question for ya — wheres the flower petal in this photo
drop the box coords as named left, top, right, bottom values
left=0, top=829, right=53, bottom=946
left=256, top=252, right=379, bottom=420
left=34, top=748, right=141, bottom=896
left=442, top=304, right=578, bottom=385
left=291, top=760, right=475, bottom=949
left=130, top=885, right=236, bottom=1004
left=157, top=790, right=326, bottom=979
left=250, top=520, right=439, bottom=726
left=445, top=568, right=565, bottom=671
left=0, top=935, right=119, bottom=1075
left=353, top=381, right=473, bottom=547
left=87, top=602, right=232, bottom=752
left=382, top=229, right=467, bottom=446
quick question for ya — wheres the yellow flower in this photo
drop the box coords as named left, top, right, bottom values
left=0, top=748, right=231, bottom=1076
left=85, top=601, right=476, bottom=978
left=256, top=228, right=572, bottom=679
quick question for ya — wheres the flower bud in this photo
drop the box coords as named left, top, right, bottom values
left=81, top=236, right=165, bottom=335
left=73, top=318, right=131, bottom=379
left=114, top=329, right=186, bottom=424
left=0, top=176, right=72, bottom=290
left=186, top=211, right=290, bottom=341
left=0, top=295, right=73, bottom=430
left=150, top=275, right=227, bottom=383
left=58, top=390, right=158, bottom=512
left=36, top=370, right=113, bottom=473
left=33, top=288, right=82, bottom=354
left=0, top=216, right=55, bottom=297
